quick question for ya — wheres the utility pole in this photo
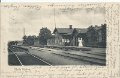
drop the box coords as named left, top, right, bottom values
left=53, top=4, right=56, bottom=27
left=23, top=27, right=25, bottom=36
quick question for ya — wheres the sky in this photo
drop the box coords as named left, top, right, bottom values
left=2, top=3, right=105, bottom=41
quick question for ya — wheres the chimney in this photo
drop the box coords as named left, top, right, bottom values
left=69, top=25, right=72, bottom=29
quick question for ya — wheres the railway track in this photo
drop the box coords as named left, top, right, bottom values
left=8, top=46, right=52, bottom=66
left=8, top=48, right=23, bottom=65
left=52, top=52, right=106, bottom=65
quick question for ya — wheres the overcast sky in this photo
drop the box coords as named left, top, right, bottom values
left=2, top=3, right=105, bottom=41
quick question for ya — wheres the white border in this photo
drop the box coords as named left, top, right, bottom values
left=1, top=0, right=120, bottom=2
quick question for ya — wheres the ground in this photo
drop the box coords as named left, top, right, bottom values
left=8, top=46, right=106, bottom=66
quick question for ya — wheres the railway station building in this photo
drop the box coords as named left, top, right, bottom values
left=47, top=24, right=106, bottom=48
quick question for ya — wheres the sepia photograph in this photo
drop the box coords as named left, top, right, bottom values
left=7, top=3, right=107, bottom=66
left=1, top=2, right=120, bottom=78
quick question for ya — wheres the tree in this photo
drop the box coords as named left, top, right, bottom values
left=39, top=27, right=52, bottom=45
left=23, top=35, right=36, bottom=46
left=8, top=41, right=18, bottom=48
left=23, top=35, right=27, bottom=45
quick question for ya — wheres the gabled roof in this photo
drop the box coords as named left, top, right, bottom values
left=94, top=26, right=102, bottom=31
left=49, top=34, right=55, bottom=39
left=88, top=26, right=102, bottom=31
left=75, top=28, right=88, bottom=33
left=53, top=28, right=74, bottom=35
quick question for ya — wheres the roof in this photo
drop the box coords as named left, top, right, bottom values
left=53, top=27, right=88, bottom=35
left=53, top=28, right=74, bottom=35
left=48, top=35, right=55, bottom=39
left=52, top=24, right=106, bottom=35
left=75, top=28, right=88, bottom=33
left=88, top=26, right=102, bottom=31
left=94, top=26, right=102, bottom=31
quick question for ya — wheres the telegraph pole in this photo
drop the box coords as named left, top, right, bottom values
left=53, top=4, right=56, bottom=27
left=23, top=27, right=25, bottom=36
